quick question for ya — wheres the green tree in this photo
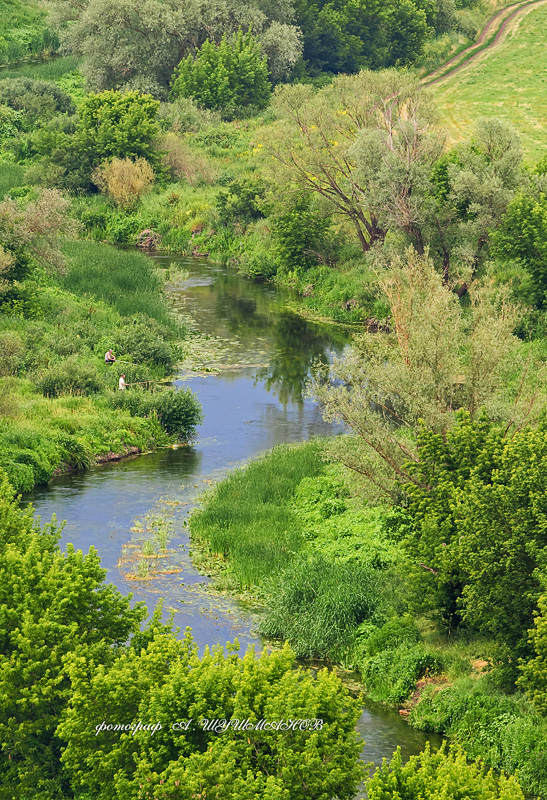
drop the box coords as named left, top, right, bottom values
left=519, top=592, right=547, bottom=714
left=493, top=190, right=547, bottom=307
left=171, top=28, right=271, bottom=115
left=264, top=70, right=430, bottom=253
left=402, top=419, right=547, bottom=661
left=272, top=194, right=331, bottom=274
left=30, top=90, right=161, bottom=191
left=366, top=742, right=524, bottom=800
left=58, top=632, right=365, bottom=799
left=312, top=248, right=538, bottom=502
left=0, top=471, right=147, bottom=797
left=45, top=0, right=301, bottom=97
left=293, top=0, right=432, bottom=75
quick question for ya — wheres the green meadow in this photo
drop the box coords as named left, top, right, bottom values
left=433, top=2, right=547, bottom=159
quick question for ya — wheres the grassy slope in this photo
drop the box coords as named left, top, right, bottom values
left=433, top=2, right=547, bottom=159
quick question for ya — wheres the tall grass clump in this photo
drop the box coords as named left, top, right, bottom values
left=190, top=440, right=326, bottom=587
left=63, top=241, right=171, bottom=326
left=0, top=163, right=25, bottom=197
left=259, top=553, right=383, bottom=660
left=0, top=56, right=79, bottom=82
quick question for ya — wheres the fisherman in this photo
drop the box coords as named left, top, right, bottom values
left=119, top=374, right=126, bottom=391
left=105, top=349, right=116, bottom=365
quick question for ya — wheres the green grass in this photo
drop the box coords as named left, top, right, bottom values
left=63, top=241, right=174, bottom=328
left=410, top=675, right=547, bottom=796
left=0, top=56, right=79, bottom=81
left=0, top=0, right=59, bottom=64
left=0, top=163, right=25, bottom=197
left=190, top=440, right=327, bottom=587
left=433, top=3, right=547, bottom=160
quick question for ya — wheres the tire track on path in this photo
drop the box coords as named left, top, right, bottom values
left=422, top=0, right=547, bottom=88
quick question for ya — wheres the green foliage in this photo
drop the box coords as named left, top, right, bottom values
left=216, top=174, right=267, bottom=225
left=493, top=190, right=547, bottom=307
left=409, top=680, right=547, bottom=796
left=58, top=634, right=364, bottom=800
left=78, top=90, right=160, bottom=165
left=29, top=90, right=161, bottom=191
left=37, top=357, right=102, bottom=397
left=518, top=592, right=547, bottom=715
left=109, top=320, right=178, bottom=369
left=272, top=195, right=331, bottom=275
left=45, top=0, right=300, bottom=97
left=294, top=0, right=432, bottom=75
left=0, top=77, right=75, bottom=130
left=361, top=643, right=442, bottom=704
left=259, top=553, right=383, bottom=659
left=0, top=472, right=147, bottom=795
left=172, top=28, right=271, bottom=116
left=0, top=0, right=58, bottom=65
left=109, top=387, right=203, bottom=440
left=366, top=742, right=525, bottom=800
left=403, top=417, right=547, bottom=663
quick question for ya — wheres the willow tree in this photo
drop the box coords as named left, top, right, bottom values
left=312, top=248, right=545, bottom=501
left=44, top=0, right=302, bottom=96
left=261, top=70, right=439, bottom=254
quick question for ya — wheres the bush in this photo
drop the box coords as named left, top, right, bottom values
left=38, top=359, right=103, bottom=398
left=109, top=387, right=202, bottom=440
left=366, top=742, right=525, bottom=800
left=159, top=132, right=217, bottom=185
left=92, top=157, right=154, bottom=209
left=272, top=195, right=332, bottom=275
left=260, top=553, right=383, bottom=659
left=109, top=321, right=177, bottom=369
left=171, top=28, right=271, bottom=115
left=360, top=643, right=443, bottom=704
left=0, top=77, right=73, bottom=128
left=0, top=330, right=24, bottom=376
left=158, top=96, right=222, bottom=133
left=150, top=387, right=203, bottom=438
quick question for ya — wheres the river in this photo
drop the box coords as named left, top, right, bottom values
left=25, top=254, right=441, bottom=792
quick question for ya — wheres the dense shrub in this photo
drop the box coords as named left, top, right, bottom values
left=109, top=386, right=202, bottom=440
left=171, top=28, right=271, bottom=115
left=109, top=320, right=178, bottom=370
left=366, top=742, right=525, bottom=800
left=360, top=643, right=443, bottom=704
left=0, top=77, right=74, bottom=128
left=260, top=553, right=383, bottom=659
left=38, top=359, right=103, bottom=398
left=92, top=157, right=154, bottom=209
left=272, top=195, right=332, bottom=275
left=409, top=681, right=547, bottom=796
left=0, top=330, right=24, bottom=375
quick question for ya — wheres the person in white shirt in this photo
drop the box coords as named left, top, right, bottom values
left=105, top=349, right=116, bottom=365
left=119, top=374, right=126, bottom=390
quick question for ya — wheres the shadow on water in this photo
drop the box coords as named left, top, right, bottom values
left=24, top=254, right=441, bottom=781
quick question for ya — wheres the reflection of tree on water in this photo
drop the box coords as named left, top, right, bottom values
left=212, top=275, right=277, bottom=338
left=255, top=312, right=349, bottom=405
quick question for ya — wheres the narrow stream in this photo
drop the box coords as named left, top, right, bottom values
left=25, top=255, right=441, bottom=789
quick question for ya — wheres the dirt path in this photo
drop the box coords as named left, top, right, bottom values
left=423, top=0, right=547, bottom=87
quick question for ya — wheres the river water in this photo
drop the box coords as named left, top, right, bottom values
left=25, top=254, right=441, bottom=789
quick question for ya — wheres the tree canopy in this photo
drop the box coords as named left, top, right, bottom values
left=171, top=28, right=271, bottom=115
left=44, top=0, right=302, bottom=96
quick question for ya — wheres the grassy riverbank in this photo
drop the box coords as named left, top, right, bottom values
left=189, top=439, right=547, bottom=798
left=0, top=225, right=202, bottom=491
